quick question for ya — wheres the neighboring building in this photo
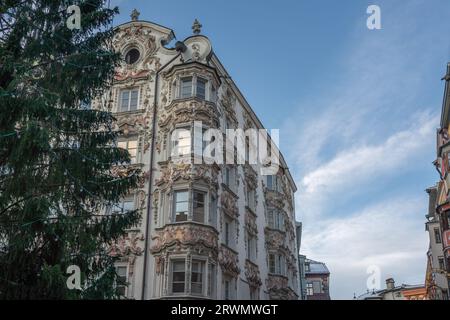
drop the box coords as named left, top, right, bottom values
left=430, top=62, right=450, bottom=299
left=97, top=11, right=301, bottom=300
left=425, top=187, right=449, bottom=299
left=295, top=222, right=307, bottom=300
left=356, top=278, right=427, bottom=300
left=304, top=259, right=330, bottom=300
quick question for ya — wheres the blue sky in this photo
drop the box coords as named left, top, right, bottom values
left=111, top=0, right=450, bottom=299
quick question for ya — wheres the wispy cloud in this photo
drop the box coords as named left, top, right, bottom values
left=281, top=0, right=448, bottom=299
left=301, top=197, right=428, bottom=299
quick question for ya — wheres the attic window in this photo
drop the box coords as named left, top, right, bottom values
left=125, top=48, right=140, bottom=64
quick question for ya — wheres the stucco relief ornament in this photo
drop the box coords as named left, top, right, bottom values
left=155, top=163, right=192, bottom=186
left=109, top=232, right=145, bottom=275
left=245, top=260, right=262, bottom=287
left=219, top=246, right=240, bottom=276
left=151, top=224, right=218, bottom=254
left=191, top=44, right=201, bottom=61
left=221, top=190, right=239, bottom=219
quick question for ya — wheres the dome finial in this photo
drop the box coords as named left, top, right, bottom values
left=131, top=9, right=140, bottom=21
left=192, top=19, right=202, bottom=35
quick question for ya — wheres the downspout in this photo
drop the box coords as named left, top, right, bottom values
left=141, top=50, right=182, bottom=300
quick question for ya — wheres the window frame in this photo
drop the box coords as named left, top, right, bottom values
left=117, top=137, right=139, bottom=164
left=120, top=88, right=140, bottom=112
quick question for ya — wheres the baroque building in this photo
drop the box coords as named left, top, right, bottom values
left=94, top=11, right=301, bottom=300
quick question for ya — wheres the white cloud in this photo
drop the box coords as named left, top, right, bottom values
left=300, top=112, right=437, bottom=218
left=302, top=197, right=428, bottom=299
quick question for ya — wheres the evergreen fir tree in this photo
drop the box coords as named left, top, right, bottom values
left=0, top=1, right=141, bottom=299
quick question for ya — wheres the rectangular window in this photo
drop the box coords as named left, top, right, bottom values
left=196, top=78, right=206, bottom=100
left=174, top=191, right=189, bottom=222
left=191, top=260, right=204, bottom=295
left=112, top=198, right=134, bottom=215
left=171, top=260, right=186, bottom=294
left=269, top=254, right=276, bottom=274
left=313, top=281, right=322, bottom=294
left=306, top=283, right=314, bottom=296
left=115, top=266, right=128, bottom=297
left=181, top=77, right=193, bottom=98
left=247, top=188, right=255, bottom=211
left=209, top=195, right=218, bottom=227
left=224, top=280, right=230, bottom=300
left=118, top=138, right=138, bottom=164
left=439, top=257, right=445, bottom=271
left=247, top=233, right=256, bottom=261
left=208, top=263, right=216, bottom=298
left=172, top=128, right=191, bottom=157
left=267, top=175, right=273, bottom=190
left=225, top=222, right=230, bottom=246
left=435, top=228, right=442, bottom=244
left=120, top=89, right=139, bottom=112
left=193, top=191, right=206, bottom=223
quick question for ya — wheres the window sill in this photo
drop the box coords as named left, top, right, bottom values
left=114, top=109, right=145, bottom=116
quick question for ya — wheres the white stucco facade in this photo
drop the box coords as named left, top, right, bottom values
left=95, top=14, right=300, bottom=300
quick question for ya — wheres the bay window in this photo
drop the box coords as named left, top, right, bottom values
left=196, top=77, right=207, bottom=99
left=191, top=260, right=205, bottom=295
left=173, top=190, right=189, bottom=222
left=176, top=75, right=215, bottom=102
left=180, top=77, right=193, bottom=98
left=169, top=257, right=210, bottom=297
left=193, top=191, right=206, bottom=223
left=171, top=260, right=186, bottom=293
left=170, top=189, right=211, bottom=225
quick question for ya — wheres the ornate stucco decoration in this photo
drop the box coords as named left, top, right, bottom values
left=221, top=189, right=239, bottom=219
left=245, top=208, right=258, bottom=236
left=113, top=24, right=160, bottom=82
left=245, top=260, right=262, bottom=288
left=264, top=228, right=286, bottom=250
left=266, top=275, right=298, bottom=300
left=155, top=163, right=218, bottom=189
left=159, top=100, right=220, bottom=129
left=109, top=231, right=145, bottom=277
left=219, top=245, right=240, bottom=277
left=220, top=87, right=237, bottom=126
left=151, top=223, right=219, bottom=254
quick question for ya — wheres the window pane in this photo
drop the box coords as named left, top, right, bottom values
left=121, top=91, right=129, bottom=111
left=174, top=191, right=189, bottom=222
left=130, top=90, right=138, bottom=110
left=181, top=77, right=192, bottom=98
left=191, top=260, right=204, bottom=295
left=193, top=191, right=205, bottom=223
left=196, top=78, right=206, bottom=99
left=172, top=260, right=185, bottom=293
left=123, top=200, right=134, bottom=212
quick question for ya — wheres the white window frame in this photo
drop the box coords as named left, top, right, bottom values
left=117, top=137, right=139, bottom=164
left=119, top=88, right=140, bottom=112
left=115, top=264, right=129, bottom=298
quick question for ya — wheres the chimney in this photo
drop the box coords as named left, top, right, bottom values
left=386, top=278, right=395, bottom=290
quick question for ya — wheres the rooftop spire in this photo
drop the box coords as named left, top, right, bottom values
left=131, top=9, right=140, bottom=21
left=192, top=19, right=202, bottom=35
